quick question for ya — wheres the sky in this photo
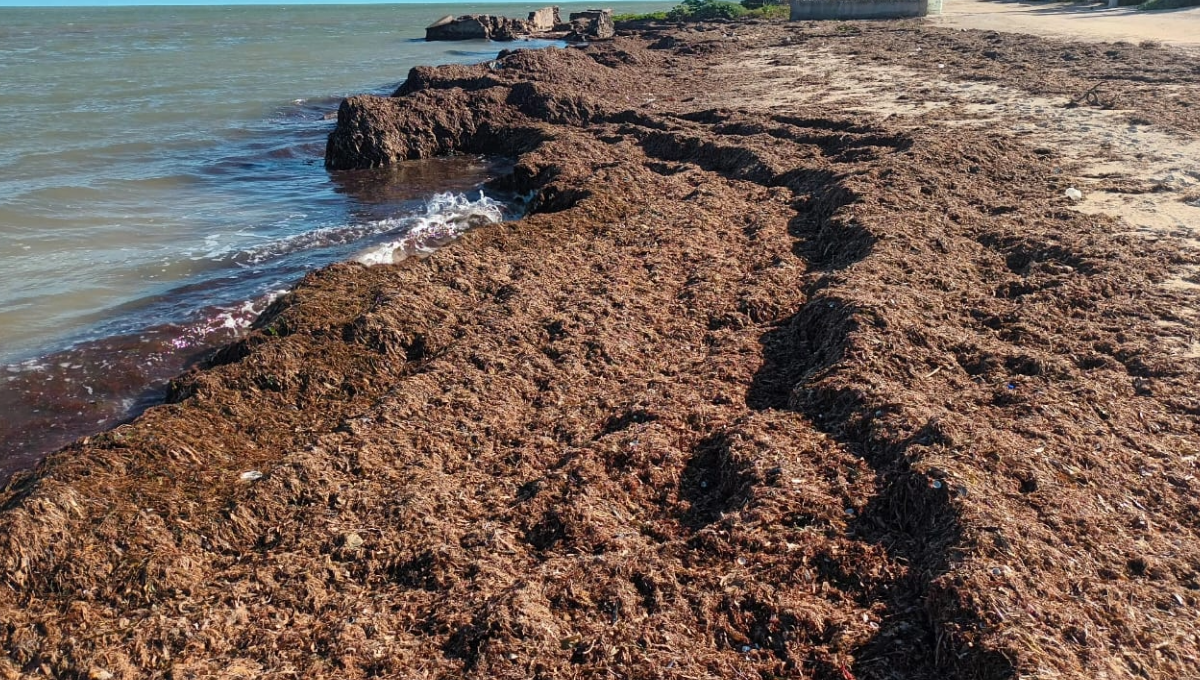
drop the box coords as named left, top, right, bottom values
left=0, top=0, right=519, bottom=6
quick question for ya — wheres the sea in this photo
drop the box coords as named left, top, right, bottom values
left=0, top=1, right=674, bottom=478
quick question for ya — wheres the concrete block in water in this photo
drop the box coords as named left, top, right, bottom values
left=528, top=6, right=561, bottom=30
left=425, top=14, right=532, bottom=41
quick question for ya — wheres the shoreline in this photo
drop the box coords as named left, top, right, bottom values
left=2, top=19, right=1199, bottom=679
left=0, top=159, right=515, bottom=485
left=0, top=3, right=559, bottom=483
left=0, top=1, right=644, bottom=480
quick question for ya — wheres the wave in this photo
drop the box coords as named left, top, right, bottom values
left=354, top=191, right=508, bottom=266
left=0, top=189, right=515, bottom=479
left=184, top=191, right=505, bottom=270
left=174, top=192, right=512, bottom=343
left=166, top=288, right=290, bottom=352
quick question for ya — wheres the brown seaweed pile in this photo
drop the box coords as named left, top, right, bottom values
left=2, top=21, right=1199, bottom=680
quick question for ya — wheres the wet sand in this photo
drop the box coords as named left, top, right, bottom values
left=2, top=20, right=1199, bottom=680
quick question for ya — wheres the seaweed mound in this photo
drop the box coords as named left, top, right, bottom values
left=2, top=23, right=1199, bottom=680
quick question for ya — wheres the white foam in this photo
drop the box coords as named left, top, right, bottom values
left=184, top=192, right=509, bottom=271
left=168, top=288, right=289, bottom=350
left=354, top=191, right=505, bottom=266
left=0, top=192, right=512, bottom=375
left=196, top=215, right=409, bottom=266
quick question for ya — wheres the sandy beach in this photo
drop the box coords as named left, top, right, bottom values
left=2, top=12, right=1199, bottom=679
left=935, top=0, right=1200, bottom=46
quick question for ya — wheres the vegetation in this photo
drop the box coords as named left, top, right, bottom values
left=614, top=0, right=789, bottom=23
left=614, top=0, right=1200, bottom=22
left=612, top=9, right=670, bottom=21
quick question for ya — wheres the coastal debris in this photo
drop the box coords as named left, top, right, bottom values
left=528, top=6, right=561, bottom=31
left=566, top=9, right=616, bottom=41
left=1065, top=187, right=1083, bottom=200
left=4, top=21, right=1200, bottom=680
left=239, top=470, right=264, bottom=482
left=424, top=14, right=533, bottom=41
left=423, top=6, right=613, bottom=43
left=1068, top=83, right=1117, bottom=109
left=425, top=6, right=566, bottom=42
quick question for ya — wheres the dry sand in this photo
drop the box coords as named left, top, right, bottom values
left=711, top=39, right=1200, bottom=359
left=935, top=0, right=1200, bottom=46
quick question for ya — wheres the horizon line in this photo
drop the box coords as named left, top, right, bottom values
left=0, top=0, right=641, bottom=7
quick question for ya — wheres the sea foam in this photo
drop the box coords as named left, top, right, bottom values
left=354, top=191, right=506, bottom=266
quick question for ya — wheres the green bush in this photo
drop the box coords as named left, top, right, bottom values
left=612, top=10, right=670, bottom=20
left=668, top=0, right=748, bottom=20
left=744, top=3, right=790, bottom=18
left=613, top=0, right=787, bottom=23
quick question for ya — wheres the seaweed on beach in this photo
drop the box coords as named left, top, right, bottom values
left=2, top=21, right=1200, bottom=680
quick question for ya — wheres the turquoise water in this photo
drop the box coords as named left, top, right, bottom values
left=0, top=2, right=673, bottom=474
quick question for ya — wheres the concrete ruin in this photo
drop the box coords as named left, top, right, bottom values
left=528, top=6, right=561, bottom=31
left=789, top=0, right=933, bottom=20
left=567, top=9, right=616, bottom=41
left=424, top=6, right=615, bottom=43
left=425, top=13, right=532, bottom=41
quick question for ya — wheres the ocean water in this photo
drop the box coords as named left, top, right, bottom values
left=0, top=1, right=673, bottom=477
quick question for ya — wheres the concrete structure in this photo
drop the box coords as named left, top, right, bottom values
left=790, top=0, right=930, bottom=20
left=424, top=7, right=561, bottom=41
left=528, top=6, right=561, bottom=30
left=425, top=13, right=536, bottom=41
left=566, top=9, right=615, bottom=40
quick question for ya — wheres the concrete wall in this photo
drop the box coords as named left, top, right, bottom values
left=789, top=0, right=929, bottom=20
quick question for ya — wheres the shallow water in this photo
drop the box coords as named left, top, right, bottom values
left=0, top=1, right=674, bottom=477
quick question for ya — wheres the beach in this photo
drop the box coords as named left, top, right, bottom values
left=2, top=11, right=1200, bottom=679
left=0, top=1, right=670, bottom=479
